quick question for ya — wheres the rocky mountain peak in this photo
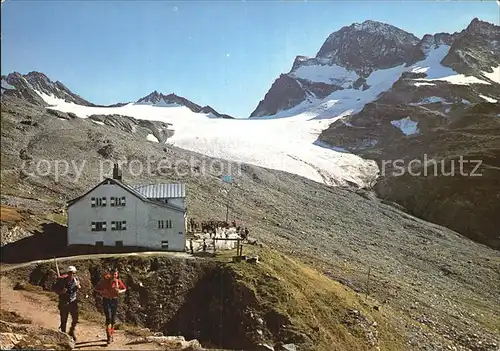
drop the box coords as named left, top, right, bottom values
left=24, top=71, right=50, bottom=81
left=315, top=20, right=420, bottom=75
left=466, top=17, right=494, bottom=33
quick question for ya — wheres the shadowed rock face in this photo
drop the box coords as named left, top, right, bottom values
left=319, top=89, right=500, bottom=249
left=251, top=20, right=421, bottom=118
left=313, top=20, right=500, bottom=248
left=441, top=18, right=500, bottom=76
left=0, top=320, right=75, bottom=350
left=87, top=114, right=175, bottom=143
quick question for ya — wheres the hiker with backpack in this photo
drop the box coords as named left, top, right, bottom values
left=95, top=268, right=127, bottom=344
left=53, top=265, right=81, bottom=341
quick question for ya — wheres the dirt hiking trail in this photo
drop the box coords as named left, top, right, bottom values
left=0, top=276, right=161, bottom=350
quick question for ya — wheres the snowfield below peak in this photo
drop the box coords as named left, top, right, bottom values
left=26, top=45, right=495, bottom=189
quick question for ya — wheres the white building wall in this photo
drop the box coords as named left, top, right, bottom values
left=136, top=201, right=186, bottom=251
left=67, top=181, right=186, bottom=251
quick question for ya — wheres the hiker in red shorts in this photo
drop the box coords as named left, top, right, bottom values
left=95, top=268, right=127, bottom=345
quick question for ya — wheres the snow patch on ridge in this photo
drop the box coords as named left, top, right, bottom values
left=1, top=79, right=16, bottom=90
left=136, top=99, right=183, bottom=108
left=146, top=134, right=159, bottom=143
left=391, top=117, right=419, bottom=136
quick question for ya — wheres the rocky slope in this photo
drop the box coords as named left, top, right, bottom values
left=0, top=278, right=199, bottom=350
left=317, top=20, right=500, bottom=249
left=1, top=97, right=499, bottom=350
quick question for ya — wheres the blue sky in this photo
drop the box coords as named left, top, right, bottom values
left=1, top=0, right=498, bottom=117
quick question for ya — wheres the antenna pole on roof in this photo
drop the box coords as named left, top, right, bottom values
left=221, top=175, right=233, bottom=224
